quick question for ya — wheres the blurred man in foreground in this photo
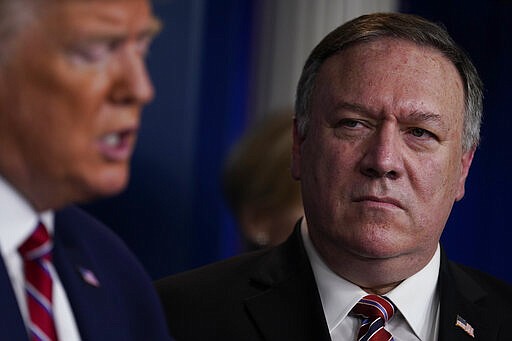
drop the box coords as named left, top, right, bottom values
left=156, top=13, right=512, bottom=340
left=0, top=0, right=171, bottom=339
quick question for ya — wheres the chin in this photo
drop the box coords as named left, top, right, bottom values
left=78, top=166, right=130, bottom=202
left=355, top=245, right=401, bottom=260
left=349, top=232, right=406, bottom=260
left=98, top=178, right=129, bottom=197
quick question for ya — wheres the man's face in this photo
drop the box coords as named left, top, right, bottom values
left=292, top=38, right=474, bottom=282
left=0, top=0, right=159, bottom=210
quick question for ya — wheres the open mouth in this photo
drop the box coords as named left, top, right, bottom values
left=98, top=129, right=136, bottom=162
left=102, top=133, right=122, bottom=147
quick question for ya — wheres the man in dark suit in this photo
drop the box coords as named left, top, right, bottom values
left=156, top=13, right=512, bottom=340
left=0, top=0, right=171, bottom=339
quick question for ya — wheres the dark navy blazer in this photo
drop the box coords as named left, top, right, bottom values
left=157, top=224, right=512, bottom=341
left=0, top=206, right=171, bottom=340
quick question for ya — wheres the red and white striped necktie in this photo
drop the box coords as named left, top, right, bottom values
left=350, top=294, right=395, bottom=341
left=18, top=222, right=59, bottom=341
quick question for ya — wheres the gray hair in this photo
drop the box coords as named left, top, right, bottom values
left=295, top=12, right=483, bottom=152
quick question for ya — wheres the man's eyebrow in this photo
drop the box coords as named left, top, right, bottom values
left=130, top=17, right=162, bottom=42
left=406, top=110, right=444, bottom=125
left=144, top=17, right=163, bottom=37
left=335, top=102, right=447, bottom=127
left=71, top=17, right=162, bottom=44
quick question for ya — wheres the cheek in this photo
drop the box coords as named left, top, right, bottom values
left=410, top=152, right=460, bottom=198
left=34, top=51, right=112, bottom=121
left=44, top=87, right=110, bottom=150
left=408, top=154, right=461, bottom=232
left=16, top=85, right=108, bottom=177
left=439, top=155, right=464, bottom=198
left=301, top=137, right=355, bottom=210
left=28, top=90, right=95, bottom=145
left=52, top=81, right=108, bottom=126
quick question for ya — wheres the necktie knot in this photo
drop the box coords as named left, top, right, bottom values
left=351, top=294, right=395, bottom=322
left=351, top=295, right=396, bottom=341
left=18, top=222, right=53, bottom=262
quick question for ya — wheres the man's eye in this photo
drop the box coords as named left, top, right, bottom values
left=70, top=46, right=107, bottom=63
left=340, top=119, right=362, bottom=128
left=69, top=41, right=119, bottom=64
left=411, top=128, right=428, bottom=137
left=409, top=127, right=438, bottom=141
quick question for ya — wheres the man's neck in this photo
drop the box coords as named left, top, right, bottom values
left=304, top=220, right=438, bottom=293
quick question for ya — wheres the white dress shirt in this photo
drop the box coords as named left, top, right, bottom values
left=0, top=175, right=81, bottom=340
left=301, top=220, right=440, bottom=341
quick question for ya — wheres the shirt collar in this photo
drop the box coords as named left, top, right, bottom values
left=301, top=219, right=440, bottom=340
left=301, top=221, right=366, bottom=332
left=0, top=175, right=54, bottom=257
left=386, top=245, right=440, bottom=340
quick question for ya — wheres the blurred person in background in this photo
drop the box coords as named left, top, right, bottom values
left=0, top=0, right=171, bottom=339
left=222, top=110, right=303, bottom=251
left=156, top=12, right=512, bottom=340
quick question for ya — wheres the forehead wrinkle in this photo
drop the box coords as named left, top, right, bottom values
left=335, top=101, right=375, bottom=116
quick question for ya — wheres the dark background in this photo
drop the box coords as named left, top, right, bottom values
left=83, top=0, right=512, bottom=283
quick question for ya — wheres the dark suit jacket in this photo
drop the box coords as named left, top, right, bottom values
left=156, top=226, right=512, bottom=340
left=0, top=206, right=171, bottom=341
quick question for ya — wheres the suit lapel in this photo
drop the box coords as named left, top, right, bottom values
left=0, top=254, right=29, bottom=340
left=438, top=250, right=498, bottom=340
left=52, top=207, right=114, bottom=340
left=244, top=226, right=331, bottom=341
left=244, top=233, right=506, bottom=341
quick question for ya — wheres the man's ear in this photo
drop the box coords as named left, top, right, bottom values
left=455, top=147, right=476, bottom=201
left=291, top=119, right=304, bottom=180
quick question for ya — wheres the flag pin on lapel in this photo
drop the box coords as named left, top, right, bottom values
left=79, top=266, right=100, bottom=287
left=455, top=315, right=474, bottom=338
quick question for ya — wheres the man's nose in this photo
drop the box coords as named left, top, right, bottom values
left=110, top=47, right=155, bottom=106
left=359, top=124, right=404, bottom=179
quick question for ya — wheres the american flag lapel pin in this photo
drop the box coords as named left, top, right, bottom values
left=455, top=315, right=475, bottom=338
left=78, top=266, right=101, bottom=287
